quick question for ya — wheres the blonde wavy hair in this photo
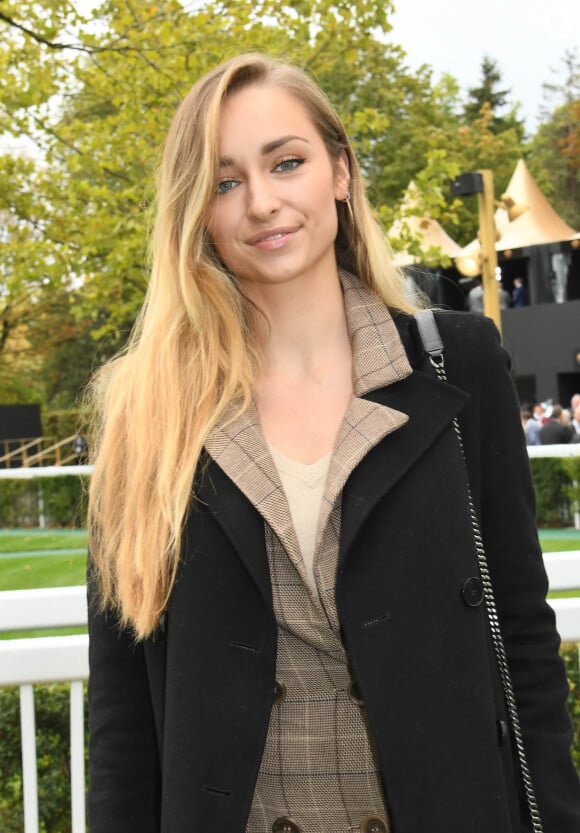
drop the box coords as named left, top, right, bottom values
left=87, top=52, right=417, bottom=638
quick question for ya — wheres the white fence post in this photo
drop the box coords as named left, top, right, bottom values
left=70, top=680, right=86, bottom=833
left=20, top=684, right=39, bottom=833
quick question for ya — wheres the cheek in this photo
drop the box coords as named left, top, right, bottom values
left=205, top=204, right=233, bottom=252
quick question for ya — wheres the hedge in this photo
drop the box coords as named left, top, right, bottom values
left=0, top=684, right=88, bottom=833
left=42, top=410, right=83, bottom=445
left=0, top=476, right=89, bottom=529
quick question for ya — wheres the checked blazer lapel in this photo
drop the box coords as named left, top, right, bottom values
left=202, top=400, right=304, bottom=606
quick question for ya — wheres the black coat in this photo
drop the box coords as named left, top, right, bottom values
left=88, top=311, right=580, bottom=833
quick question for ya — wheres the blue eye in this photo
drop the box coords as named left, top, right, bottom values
left=216, top=180, right=238, bottom=194
left=275, top=158, right=304, bottom=172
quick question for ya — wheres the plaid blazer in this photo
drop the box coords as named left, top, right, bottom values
left=205, top=272, right=412, bottom=832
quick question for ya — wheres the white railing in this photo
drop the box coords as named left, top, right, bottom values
left=0, top=587, right=88, bottom=833
left=0, top=464, right=93, bottom=479
left=527, top=444, right=580, bottom=458
left=1, top=553, right=580, bottom=833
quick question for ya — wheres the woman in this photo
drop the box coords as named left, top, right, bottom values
left=87, top=53, right=580, bottom=833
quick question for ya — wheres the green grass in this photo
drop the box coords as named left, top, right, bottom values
left=0, top=529, right=87, bottom=554
left=539, top=528, right=580, bottom=551
left=0, top=530, right=88, bottom=638
left=0, top=553, right=87, bottom=592
left=539, top=533, right=580, bottom=600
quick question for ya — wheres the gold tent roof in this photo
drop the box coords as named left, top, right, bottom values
left=455, top=159, right=578, bottom=270
left=494, top=159, right=578, bottom=251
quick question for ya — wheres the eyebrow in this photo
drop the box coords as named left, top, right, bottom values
left=219, top=135, right=310, bottom=169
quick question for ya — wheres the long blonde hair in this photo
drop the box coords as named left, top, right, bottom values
left=87, top=52, right=417, bottom=638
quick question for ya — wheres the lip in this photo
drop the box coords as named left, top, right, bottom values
left=247, top=226, right=300, bottom=249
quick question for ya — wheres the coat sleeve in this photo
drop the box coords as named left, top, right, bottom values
left=87, top=571, right=162, bottom=833
left=443, top=312, right=580, bottom=832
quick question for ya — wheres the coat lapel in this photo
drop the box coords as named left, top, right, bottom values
left=340, top=367, right=468, bottom=561
left=201, top=400, right=306, bottom=604
left=195, top=450, right=273, bottom=608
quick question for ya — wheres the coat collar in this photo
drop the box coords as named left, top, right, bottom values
left=199, top=277, right=468, bottom=601
left=339, top=269, right=413, bottom=396
left=203, top=273, right=411, bottom=579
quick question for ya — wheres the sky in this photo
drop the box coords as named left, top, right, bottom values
left=389, top=0, right=578, bottom=135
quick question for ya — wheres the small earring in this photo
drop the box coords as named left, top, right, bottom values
left=341, top=191, right=354, bottom=226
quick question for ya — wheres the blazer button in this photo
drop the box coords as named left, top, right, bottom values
left=360, top=815, right=388, bottom=833
left=348, top=679, right=365, bottom=706
left=272, top=817, right=301, bottom=833
left=273, top=680, right=287, bottom=705
left=461, top=576, right=484, bottom=607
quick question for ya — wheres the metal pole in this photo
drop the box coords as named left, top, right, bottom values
left=477, top=169, right=501, bottom=334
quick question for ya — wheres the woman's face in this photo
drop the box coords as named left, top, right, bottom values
left=205, top=83, right=349, bottom=299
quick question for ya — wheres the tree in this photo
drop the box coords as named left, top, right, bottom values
left=541, top=48, right=580, bottom=113
left=530, top=50, right=580, bottom=228
left=1, top=0, right=531, bottom=410
left=463, top=55, right=524, bottom=138
left=0, top=0, right=456, bottom=347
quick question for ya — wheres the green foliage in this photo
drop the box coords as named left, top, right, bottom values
left=0, top=684, right=88, bottom=833
left=0, top=0, right=523, bottom=365
left=528, top=102, right=580, bottom=230
left=0, top=476, right=89, bottom=528
left=43, top=409, right=82, bottom=442
left=530, top=458, right=573, bottom=528
left=0, top=1, right=574, bottom=406
left=563, top=457, right=580, bottom=517
left=562, top=645, right=580, bottom=773
left=0, top=480, right=37, bottom=528
left=529, top=49, right=580, bottom=229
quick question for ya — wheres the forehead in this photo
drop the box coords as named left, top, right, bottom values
left=218, top=83, right=320, bottom=152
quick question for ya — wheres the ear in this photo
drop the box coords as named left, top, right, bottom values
left=333, top=150, right=350, bottom=200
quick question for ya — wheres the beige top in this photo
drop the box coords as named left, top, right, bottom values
left=268, top=443, right=332, bottom=592
left=205, top=271, right=413, bottom=833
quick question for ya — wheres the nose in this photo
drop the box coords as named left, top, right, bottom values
left=245, top=174, right=281, bottom=220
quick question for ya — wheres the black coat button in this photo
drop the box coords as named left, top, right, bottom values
left=348, top=679, right=364, bottom=706
left=273, top=680, right=287, bottom=704
left=461, top=576, right=484, bottom=607
left=272, top=817, right=301, bottom=833
left=360, top=815, right=388, bottom=833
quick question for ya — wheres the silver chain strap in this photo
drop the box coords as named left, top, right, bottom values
left=429, top=351, right=544, bottom=833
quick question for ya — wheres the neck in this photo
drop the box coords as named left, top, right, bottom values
left=250, top=271, right=351, bottom=377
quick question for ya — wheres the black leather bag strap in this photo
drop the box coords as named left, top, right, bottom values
left=414, top=309, right=544, bottom=833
